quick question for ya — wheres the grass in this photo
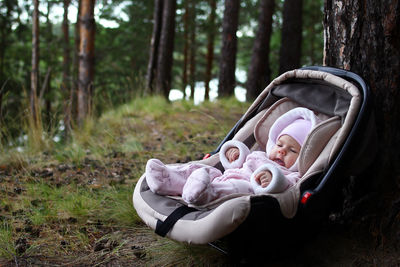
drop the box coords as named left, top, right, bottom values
left=0, top=96, right=248, bottom=266
left=0, top=222, right=15, bottom=260
left=11, top=179, right=142, bottom=227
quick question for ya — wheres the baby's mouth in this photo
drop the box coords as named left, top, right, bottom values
left=273, top=158, right=285, bottom=166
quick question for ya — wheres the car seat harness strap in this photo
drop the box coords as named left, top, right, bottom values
left=155, top=206, right=198, bottom=237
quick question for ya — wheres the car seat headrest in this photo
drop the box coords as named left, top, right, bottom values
left=298, top=117, right=341, bottom=175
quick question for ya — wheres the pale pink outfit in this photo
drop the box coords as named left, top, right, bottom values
left=145, top=107, right=320, bottom=205
left=146, top=150, right=300, bottom=204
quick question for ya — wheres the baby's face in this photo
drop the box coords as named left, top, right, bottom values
left=269, top=135, right=301, bottom=169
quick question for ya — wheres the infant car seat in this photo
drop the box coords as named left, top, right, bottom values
left=132, top=66, right=376, bottom=260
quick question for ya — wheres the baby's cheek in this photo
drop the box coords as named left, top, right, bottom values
left=268, top=150, right=276, bottom=160
left=287, top=154, right=298, bottom=167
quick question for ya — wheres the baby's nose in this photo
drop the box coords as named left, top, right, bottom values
left=278, top=149, right=286, bottom=155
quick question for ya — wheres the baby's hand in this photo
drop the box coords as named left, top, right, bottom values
left=254, top=171, right=272, bottom=188
left=225, top=147, right=240, bottom=163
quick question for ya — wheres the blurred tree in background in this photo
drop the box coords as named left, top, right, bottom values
left=218, top=0, right=240, bottom=97
left=77, top=0, right=95, bottom=125
left=278, top=0, right=303, bottom=74
left=245, top=0, right=275, bottom=101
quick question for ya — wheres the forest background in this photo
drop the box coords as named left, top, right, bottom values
left=0, top=0, right=322, bottom=144
left=1, top=0, right=399, bottom=266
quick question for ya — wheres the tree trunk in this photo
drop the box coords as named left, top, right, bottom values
left=218, top=0, right=240, bottom=98
left=189, top=0, right=196, bottom=100
left=155, top=0, right=176, bottom=99
left=63, top=0, right=72, bottom=137
left=182, top=0, right=189, bottom=98
left=146, top=0, right=163, bottom=94
left=246, top=0, right=274, bottom=101
left=0, top=79, right=8, bottom=122
left=72, top=0, right=81, bottom=123
left=44, top=1, right=53, bottom=127
left=30, top=0, right=40, bottom=127
left=204, top=0, right=216, bottom=101
left=279, top=0, right=303, bottom=74
left=77, top=0, right=95, bottom=125
left=43, top=69, right=52, bottom=126
left=324, top=0, right=400, bottom=236
left=63, top=0, right=71, bottom=93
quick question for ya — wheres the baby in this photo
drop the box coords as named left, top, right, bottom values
left=223, top=126, right=303, bottom=191
left=145, top=107, right=320, bottom=205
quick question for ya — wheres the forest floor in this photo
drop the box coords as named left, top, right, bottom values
left=0, top=97, right=399, bottom=266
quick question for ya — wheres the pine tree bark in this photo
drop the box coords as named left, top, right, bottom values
left=30, top=0, right=40, bottom=127
left=246, top=0, right=274, bottom=101
left=182, top=0, right=189, bottom=98
left=0, top=81, right=6, bottom=121
left=189, top=0, right=196, bottom=100
left=204, top=0, right=216, bottom=101
left=324, top=0, right=400, bottom=233
left=279, top=0, right=303, bottom=74
left=218, top=0, right=240, bottom=97
left=62, top=0, right=71, bottom=93
left=43, top=1, right=53, bottom=126
left=63, top=0, right=72, bottom=137
left=72, top=0, right=81, bottom=123
left=77, top=0, right=95, bottom=125
left=155, top=0, right=176, bottom=99
left=146, top=0, right=163, bottom=93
